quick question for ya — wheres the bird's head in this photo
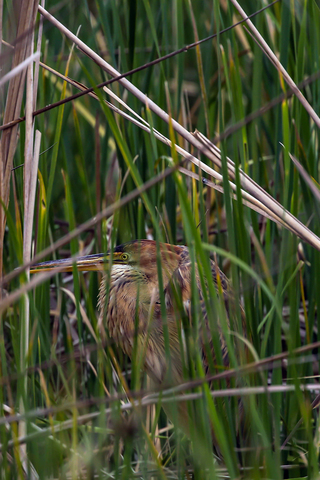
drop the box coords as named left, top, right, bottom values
left=112, top=240, right=184, bottom=286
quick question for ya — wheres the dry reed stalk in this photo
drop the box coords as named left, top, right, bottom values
left=230, top=0, right=320, bottom=128
left=0, top=0, right=39, bottom=277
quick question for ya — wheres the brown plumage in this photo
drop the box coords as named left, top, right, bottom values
left=31, top=239, right=244, bottom=435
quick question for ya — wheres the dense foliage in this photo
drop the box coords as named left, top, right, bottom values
left=1, top=1, right=320, bottom=478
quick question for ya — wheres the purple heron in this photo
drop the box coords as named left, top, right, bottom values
left=31, top=240, right=244, bottom=434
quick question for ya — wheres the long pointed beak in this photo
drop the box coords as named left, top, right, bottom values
left=30, top=253, right=111, bottom=273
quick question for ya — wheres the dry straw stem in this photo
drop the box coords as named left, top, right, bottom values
left=101, top=84, right=287, bottom=223
left=289, top=153, right=320, bottom=203
left=0, top=52, right=40, bottom=88
left=230, top=0, right=320, bottom=129
left=0, top=0, right=39, bottom=265
left=38, top=5, right=320, bottom=252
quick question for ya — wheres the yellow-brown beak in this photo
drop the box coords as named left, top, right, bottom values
left=30, top=253, right=112, bottom=274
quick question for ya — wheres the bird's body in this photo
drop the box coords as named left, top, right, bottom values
left=97, top=240, right=234, bottom=386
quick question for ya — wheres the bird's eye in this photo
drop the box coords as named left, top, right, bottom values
left=120, top=253, right=129, bottom=261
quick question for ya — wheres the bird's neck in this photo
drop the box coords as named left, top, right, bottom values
left=98, top=265, right=152, bottom=355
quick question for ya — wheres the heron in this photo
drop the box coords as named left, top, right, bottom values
left=31, top=239, right=244, bottom=436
